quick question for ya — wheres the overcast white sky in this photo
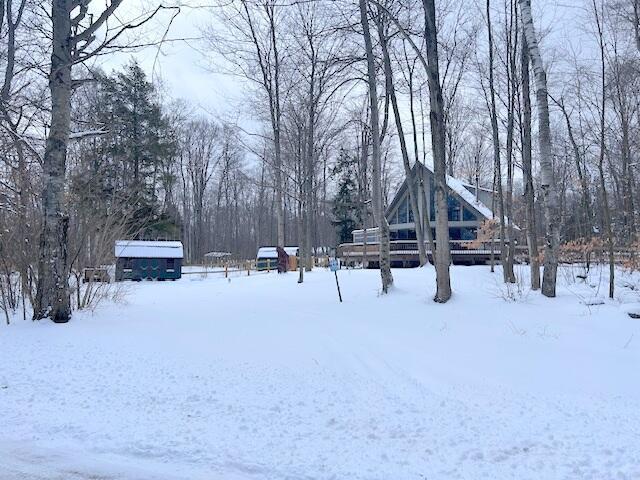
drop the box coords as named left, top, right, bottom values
left=99, top=2, right=249, bottom=121
left=98, top=0, right=594, bottom=121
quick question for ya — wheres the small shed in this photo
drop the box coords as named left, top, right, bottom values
left=256, top=246, right=299, bottom=271
left=115, top=240, right=184, bottom=281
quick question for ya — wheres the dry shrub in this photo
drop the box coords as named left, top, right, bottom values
left=466, top=219, right=498, bottom=250
left=621, top=235, right=640, bottom=273
left=560, top=237, right=604, bottom=265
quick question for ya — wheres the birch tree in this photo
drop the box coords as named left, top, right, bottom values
left=519, top=0, right=560, bottom=298
left=520, top=32, right=540, bottom=290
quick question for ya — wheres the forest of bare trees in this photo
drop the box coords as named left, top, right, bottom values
left=0, top=0, right=639, bottom=322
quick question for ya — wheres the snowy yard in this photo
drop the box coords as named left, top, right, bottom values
left=1, top=265, right=639, bottom=479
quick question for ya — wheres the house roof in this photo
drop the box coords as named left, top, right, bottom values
left=444, top=172, right=496, bottom=220
left=386, top=161, right=518, bottom=227
left=257, top=246, right=299, bottom=259
left=115, top=240, right=184, bottom=259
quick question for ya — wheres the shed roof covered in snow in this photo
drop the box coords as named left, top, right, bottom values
left=115, top=240, right=184, bottom=259
left=257, top=246, right=299, bottom=259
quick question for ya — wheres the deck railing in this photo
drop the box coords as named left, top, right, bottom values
left=338, top=239, right=510, bottom=256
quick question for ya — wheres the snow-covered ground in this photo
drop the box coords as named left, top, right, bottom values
left=1, top=265, right=639, bottom=479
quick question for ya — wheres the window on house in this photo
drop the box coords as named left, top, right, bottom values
left=398, top=198, right=408, bottom=224
left=429, top=180, right=460, bottom=222
left=463, top=207, right=478, bottom=221
left=449, top=227, right=462, bottom=240
left=408, top=198, right=414, bottom=222
left=447, top=196, right=461, bottom=221
left=448, top=227, right=477, bottom=241
left=461, top=227, right=477, bottom=240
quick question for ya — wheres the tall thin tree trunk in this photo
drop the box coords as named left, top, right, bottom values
left=305, top=53, right=316, bottom=273
left=34, top=0, right=72, bottom=322
left=592, top=0, right=615, bottom=298
left=270, top=7, right=285, bottom=248
left=504, top=0, right=518, bottom=283
left=298, top=129, right=305, bottom=283
left=619, top=112, right=636, bottom=240
left=634, top=0, right=640, bottom=52
left=487, top=0, right=511, bottom=283
left=407, top=62, right=436, bottom=263
left=520, top=0, right=560, bottom=298
left=377, top=13, right=427, bottom=266
left=521, top=33, right=540, bottom=290
left=423, top=0, right=451, bottom=302
left=556, top=98, right=592, bottom=241
left=358, top=0, right=393, bottom=292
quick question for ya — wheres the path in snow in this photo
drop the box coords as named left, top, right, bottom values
left=1, top=265, right=639, bottom=479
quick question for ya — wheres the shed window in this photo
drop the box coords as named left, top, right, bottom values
left=167, top=258, right=175, bottom=272
left=124, top=258, right=133, bottom=271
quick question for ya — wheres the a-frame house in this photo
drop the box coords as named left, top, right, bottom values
left=342, top=162, right=512, bottom=266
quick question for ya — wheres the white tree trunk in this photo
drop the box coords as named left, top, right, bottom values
left=519, top=0, right=560, bottom=297
left=521, top=32, right=541, bottom=290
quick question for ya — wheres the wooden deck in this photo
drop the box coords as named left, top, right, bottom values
left=338, top=240, right=529, bottom=267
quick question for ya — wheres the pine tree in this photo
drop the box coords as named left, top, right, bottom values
left=331, top=151, right=361, bottom=245
left=88, top=61, right=178, bottom=238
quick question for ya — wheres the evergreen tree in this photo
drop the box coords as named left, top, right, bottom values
left=331, top=150, right=361, bottom=245
left=72, top=61, right=179, bottom=239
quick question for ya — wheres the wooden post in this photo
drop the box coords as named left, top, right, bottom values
left=247, top=261, right=250, bottom=276
left=225, top=263, right=228, bottom=278
left=334, top=271, right=343, bottom=303
left=329, top=259, right=343, bottom=303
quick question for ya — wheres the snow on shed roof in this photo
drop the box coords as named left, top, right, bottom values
left=115, top=240, right=184, bottom=259
left=257, top=246, right=299, bottom=259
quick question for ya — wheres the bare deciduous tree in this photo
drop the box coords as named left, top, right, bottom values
left=359, top=0, right=393, bottom=293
